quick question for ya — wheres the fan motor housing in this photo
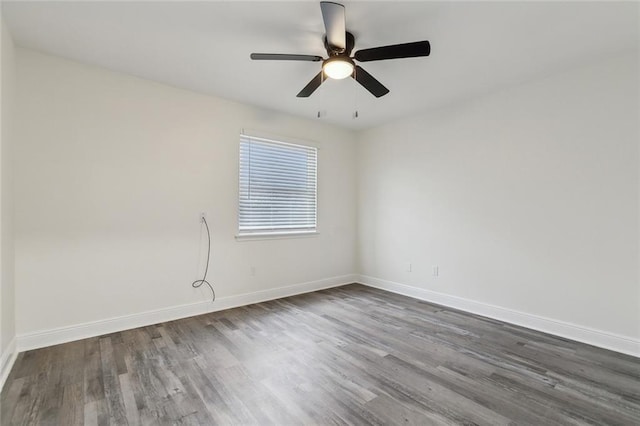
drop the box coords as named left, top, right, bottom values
left=324, top=31, right=355, bottom=56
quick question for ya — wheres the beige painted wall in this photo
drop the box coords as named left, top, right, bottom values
left=14, top=49, right=357, bottom=335
left=357, top=53, right=639, bottom=340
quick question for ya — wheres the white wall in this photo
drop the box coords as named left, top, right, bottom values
left=0, top=17, right=16, bottom=378
left=10, top=46, right=640, bottom=355
left=357, top=53, right=640, bottom=345
left=14, top=49, right=357, bottom=338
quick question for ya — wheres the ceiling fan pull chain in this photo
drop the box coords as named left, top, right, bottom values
left=352, top=66, right=358, bottom=119
left=317, top=73, right=325, bottom=119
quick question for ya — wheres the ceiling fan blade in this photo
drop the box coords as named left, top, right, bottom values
left=354, top=41, right=431, bottom=62
left=320, top=2, right=346, bottom=51
left=250, top=53, right=323, bottom=62
left=297, top=71, right=326, bottom=97
left=352, top=66, right=389, bottom=98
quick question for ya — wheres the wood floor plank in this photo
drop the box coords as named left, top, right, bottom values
left=2, top=284, right=639, bottom=425
left=98, top=337, right=129, bottom=425
left=59, top=382, right=84, bottom=426
left=0, top=376, right=25, bottom=425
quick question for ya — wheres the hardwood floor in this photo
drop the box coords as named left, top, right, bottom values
left=2, top=284, right=639, bottom=425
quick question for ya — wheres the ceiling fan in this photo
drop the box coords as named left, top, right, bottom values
left=250, top=1, right=431, bottom=98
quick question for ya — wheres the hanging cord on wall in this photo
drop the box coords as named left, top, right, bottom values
left=192, top=217, right=215, bottom=302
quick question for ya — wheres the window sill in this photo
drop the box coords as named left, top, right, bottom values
left=235, top=231, right=319, bottom=242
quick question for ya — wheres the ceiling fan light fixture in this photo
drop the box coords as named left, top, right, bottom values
left=323, top=56, right=354, bottom=79
left=251, top=2, right=430, bottom=98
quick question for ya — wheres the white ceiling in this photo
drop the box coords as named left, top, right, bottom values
left=3, top=1, right=638, bottom=130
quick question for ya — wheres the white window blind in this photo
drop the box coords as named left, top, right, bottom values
left=239, top=134, right=317, bottom=235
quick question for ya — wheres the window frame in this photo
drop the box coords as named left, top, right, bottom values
left=235, top=132, right=319, bottom=241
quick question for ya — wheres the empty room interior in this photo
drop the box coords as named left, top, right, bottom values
left=0, top=1, right=639, bottom=424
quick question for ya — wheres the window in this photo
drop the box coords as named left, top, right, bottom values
left=238, top=134, right=317, bottom=236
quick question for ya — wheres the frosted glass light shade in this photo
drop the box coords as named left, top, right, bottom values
left=323, top=58, right=354, bottom=79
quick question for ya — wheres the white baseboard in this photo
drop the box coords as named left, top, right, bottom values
left=0, top=337, right=18, bottom=392
left=14, top=274, right=638, bottom=358
left=17, top=274, right=357, bottom=352
left=357, top=275, right=640, bottom=358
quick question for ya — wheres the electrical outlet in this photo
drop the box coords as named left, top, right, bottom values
left=200, top=212, right=207, bottom=222
left=433, top=265, right=439, bottom=277
left=406, top=263, right=412, bottom=272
